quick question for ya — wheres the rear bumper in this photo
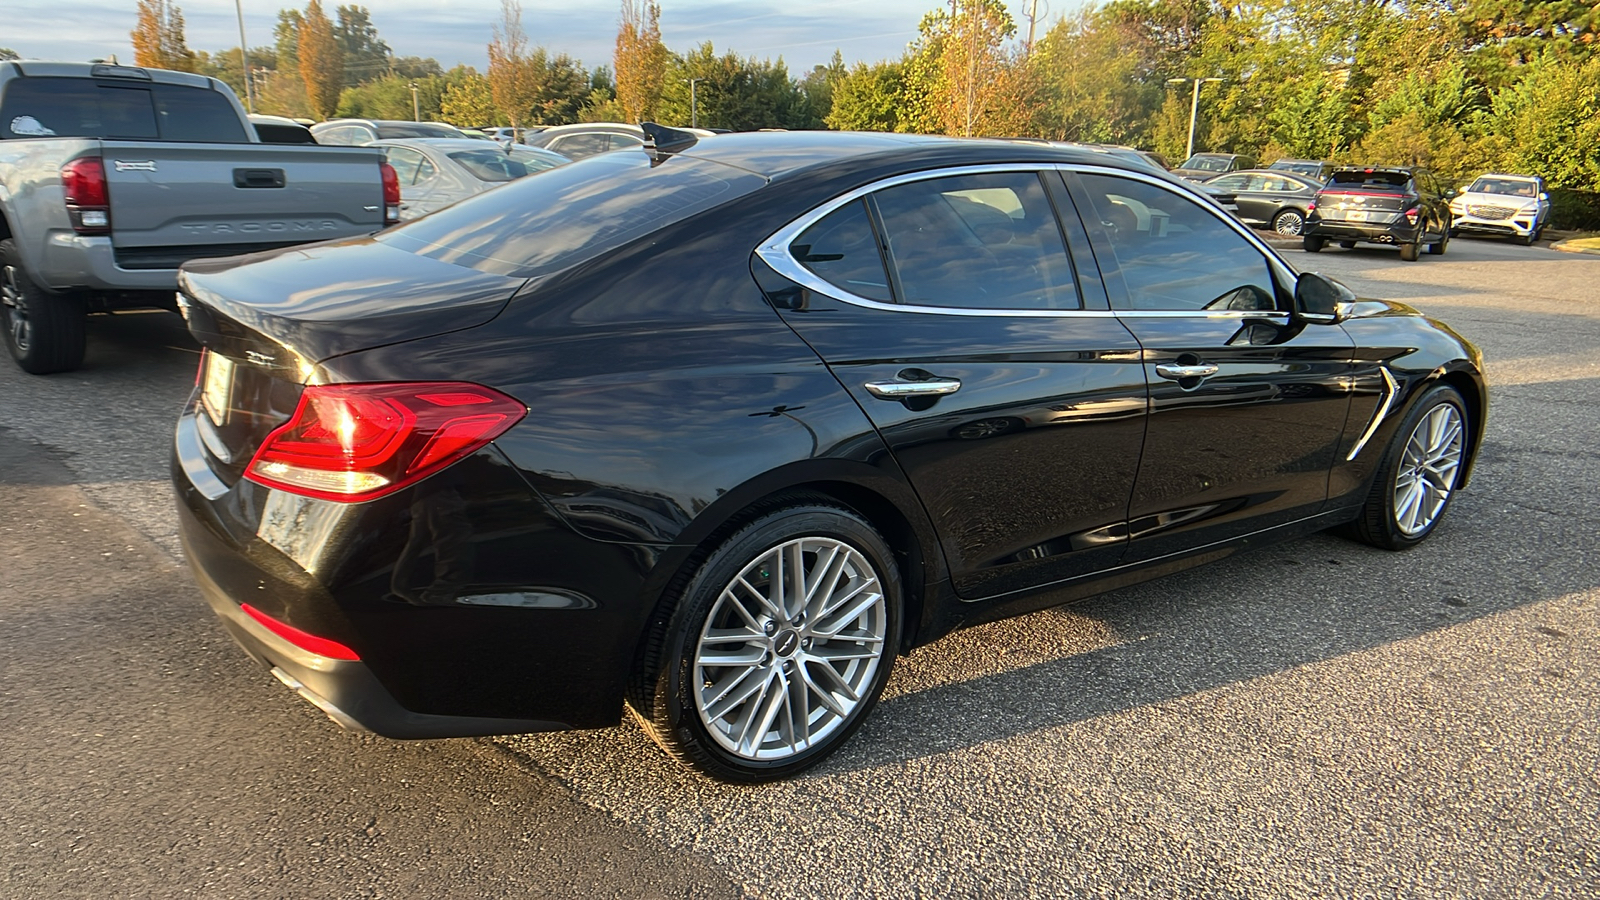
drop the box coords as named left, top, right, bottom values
left=182, top=529, right=568, bottom=738
left=1304, top=218, right=1420, bottom=245
left=172, top=404, right=671, bottom=735
left=38, top=233, right=179, bottom=292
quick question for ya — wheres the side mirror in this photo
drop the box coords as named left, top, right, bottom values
left=1295, top=271, right=1356, bottom=323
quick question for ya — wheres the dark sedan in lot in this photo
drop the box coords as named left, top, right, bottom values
left=1203, top=169, right=1322, bottom=235
left=1302, top=165, right=1454, bottom=260
left=172, top=130, right=1487, bottom=782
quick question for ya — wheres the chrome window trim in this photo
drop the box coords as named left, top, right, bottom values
left=1346, top=366, right=1399, bottom=461
left=756, top=162, right=1299, bottom=320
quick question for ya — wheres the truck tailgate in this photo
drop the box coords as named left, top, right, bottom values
left=100, top=141, right=385, bottom=257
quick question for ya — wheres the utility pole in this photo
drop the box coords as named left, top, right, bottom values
left=686, top=77, right=702, bottom=128
left=1167, top=76, right=1223, bottom=161
left=409, top=82, right=420, bottom=121
left=233, top=0, right=253, bottom=112
left=1024, top=0, right=1047, bottom=57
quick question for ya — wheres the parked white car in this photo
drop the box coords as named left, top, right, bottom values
left=1449, top=173, right=1550, bottom=245
left=372, top=138, right=570, bottom=220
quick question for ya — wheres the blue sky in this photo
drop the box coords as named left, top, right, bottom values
left=1, top=0, right=1066, bottom=75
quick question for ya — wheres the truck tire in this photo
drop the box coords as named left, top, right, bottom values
left=0, top=238, right=87, bottom=374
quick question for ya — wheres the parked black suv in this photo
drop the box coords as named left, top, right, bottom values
left=1302, top=166, right=1453, bottom=261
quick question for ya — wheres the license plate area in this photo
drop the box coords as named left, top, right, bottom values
left=201, top=352, right=235, bottom=426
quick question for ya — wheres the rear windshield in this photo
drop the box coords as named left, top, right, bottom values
left=375, top=122, right=463, bottom=140
left=447, top=146, right=566, bottom=182
left=1327, top=170, right=1411, bottom=191
left=1, top=77, right=248, bottom=142
left=376, top=150, right=766, bottom=277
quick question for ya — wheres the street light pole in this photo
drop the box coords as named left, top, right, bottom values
left=409, top=82, right=419, bottom=122
left=686, top=77, right=702, bottom=129
left=233, top=0, right=253, bottom=112
left=1167, top=76, right=1223, bottom=161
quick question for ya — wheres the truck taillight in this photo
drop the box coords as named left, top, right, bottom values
left=380, top=162, right=401, bottom=225
left=244, top=382, right=526, bottom=502
left=62, top=158, right=111, bottom=235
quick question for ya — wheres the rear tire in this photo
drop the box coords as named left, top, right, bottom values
left=1344, top=384, right=1468, bottom=551
left=0, top=238, right=87, bottom=375
left=1399, top=240, right=1420, bottom=262
left=1302, top=235, right=1325, bottom=253
left=630, top=502, right=902, bottom=782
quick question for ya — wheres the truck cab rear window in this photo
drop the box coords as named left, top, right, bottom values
left=1, top=78, right=247, bottom=142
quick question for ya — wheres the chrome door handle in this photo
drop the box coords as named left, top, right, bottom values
left=1155, top=363, right=1219, bottom=380
left=864, top=378, right=962, bottom=399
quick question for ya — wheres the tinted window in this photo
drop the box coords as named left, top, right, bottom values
left=314, top=125, right=364, bottom=145
left=375, top=122, right=463, bottom=140
left=1328, top=170, right=1411, bottom=191
left=1208, top=174, right=1249, bottom=192
left=1079, top=173, right=1276, bottom=312
left=548, top=133, right=610, bottom=158
left=150, top=83, right=249, bottom=142
left=2, top=79, right=157, bottom=139
left=872, top=172, right=1079, bottom=310
left=792, top=200, right=892, bottom=302
left=377, top=151, right=765, bottom=277
left=609, top=133, right=644, bottom=149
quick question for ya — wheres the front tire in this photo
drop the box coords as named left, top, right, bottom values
left=1345, top=384, right=1468, bottom=550
left=0, top=238, right=87, bottom=374
left=632, top=503, right=902, bottom=782
left=1429, top=228, right=1448, bottom=255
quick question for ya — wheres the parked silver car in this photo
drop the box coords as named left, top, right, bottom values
left=372, top=139, right=570, bottom=220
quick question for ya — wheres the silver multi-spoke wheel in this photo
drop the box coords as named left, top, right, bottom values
left=1392, top=402, right=1464, bottom=536
left=1, top=263, right=29, bottom=353
left=1273, top=209, right=1305, bottom=236
left=692, top=536, right=887, bottom=761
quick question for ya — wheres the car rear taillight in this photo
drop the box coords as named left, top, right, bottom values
left=62, top=157, right=111, bottom=235
left=1404, top=206, right=1420, bottom=226
left=241, top=603, right=360, bottom=660
left=1306, top=199, right=1317, bottom=213
left=244, top=382, right=526, bottom=502
left=380, top=162, right=401, bottom=225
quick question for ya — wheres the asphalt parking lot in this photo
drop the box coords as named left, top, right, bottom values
left=2, top=235, right=1596, bottom=898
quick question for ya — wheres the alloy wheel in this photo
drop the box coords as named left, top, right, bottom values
left=692, top=536, right=887, bottom=761
left=1273, top=210, right=1305, bottom=236
left=1392, top=402, right=1464, bottom=536
left=1, top=264, right=30, bottom=353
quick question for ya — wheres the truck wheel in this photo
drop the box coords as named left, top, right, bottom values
left=0, top=239, right=87, bottom=374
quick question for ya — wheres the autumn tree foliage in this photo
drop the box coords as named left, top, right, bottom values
left=297, top=0, right=345, bottom=119
left=131, top=0, right=196, bottom=73
left=614, top=0, right=668, bottom=122
left=487, top=0, right=538, bottom=130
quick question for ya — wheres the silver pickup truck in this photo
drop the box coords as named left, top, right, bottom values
left=0, top=61, right=399, bottom=373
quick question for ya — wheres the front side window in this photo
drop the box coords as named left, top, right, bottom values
left=869, top=172, right=1080, bottom=310
left=1078, top=173, right=1277, bottom=313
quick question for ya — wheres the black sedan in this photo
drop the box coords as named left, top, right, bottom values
left=1202, top=168, right=1322, bottom=235
left=172, top=129, right=1487, bottom=783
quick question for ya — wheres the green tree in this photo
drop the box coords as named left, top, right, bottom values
left=797, top=50, right=847, bottom=130
left=1031, top=8, right=1160, bottom=144
left=440, top=72, right=501, bottom=126
left=298, top=0, right=345, bottom=118
left=334, top=5, right=391, bottom=86
left=656, top=43, right=807, bottom=131
left=274, top=9, right=303, bottom=71
left=0, top=49, right=20, bottom=62
left=826, top=61, right=908, bottom=132
left=1473, top=52, right=1600, bottom=191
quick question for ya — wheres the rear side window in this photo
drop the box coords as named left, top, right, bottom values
left=375, top=122, right=462, bottom=140
left=793, top=200, right=892, bottom=302
left=377, top=150, right=766, bottom=278
left=0, top=78, right=245, bottom=142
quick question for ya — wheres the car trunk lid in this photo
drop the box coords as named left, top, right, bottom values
left=178, top=236, right=528, bottom=481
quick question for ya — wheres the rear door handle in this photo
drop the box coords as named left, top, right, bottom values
left=1155, top=363, right=1219, bottom=380
left=864, top=377, right=962, bottom=399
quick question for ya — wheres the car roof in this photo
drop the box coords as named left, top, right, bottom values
left=665, top=130, right=1131, bottom=180
left=535, top=122, right=645, bottom=136
left=1473, top=173, right=1539, bottom=181
left=1214, top=168, right=1317, bottom=182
